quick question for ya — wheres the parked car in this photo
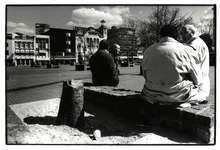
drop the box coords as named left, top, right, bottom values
left=120, top=57, right=129, bottom=67
left=53, top=63, right=60, bottom=68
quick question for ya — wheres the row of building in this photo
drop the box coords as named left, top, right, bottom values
left=6, top=33, right=50, bottom=66
left=6, top=20, right=141, bottom=66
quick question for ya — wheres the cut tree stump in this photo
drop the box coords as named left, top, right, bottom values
left=56, top=80, right=84, bottom=128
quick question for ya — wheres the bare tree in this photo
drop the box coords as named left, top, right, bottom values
left=137, top=6, right=194, bottom=48
left=197, top=17, right=213, bottom=36
left=107, top=26, right=119, bottom=46
left=122, top=19, right=138, bottom=56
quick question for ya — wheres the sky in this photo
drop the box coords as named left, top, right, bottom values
left=6, top=4, right=214, bottom=35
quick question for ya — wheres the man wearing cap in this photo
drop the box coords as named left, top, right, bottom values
left=90, top=39, right=119, bottom=86
left=181, top=24, right=210, bottom=101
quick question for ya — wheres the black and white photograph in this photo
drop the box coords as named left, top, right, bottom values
left=4, top=2, right=216, bottom=146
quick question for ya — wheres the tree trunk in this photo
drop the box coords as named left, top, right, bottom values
left=56, top=80, right=84, bottom=128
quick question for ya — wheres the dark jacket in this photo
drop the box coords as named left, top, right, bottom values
left=90, top=49, right=119, bottom=86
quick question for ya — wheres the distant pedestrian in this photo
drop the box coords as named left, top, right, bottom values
left=108, top=44, right=121, bottom=74
left=181, top=24, right=210, bottom=100
left=90, top=39, right=119, bottom=86
left=141, top=25, right=205, bottom=107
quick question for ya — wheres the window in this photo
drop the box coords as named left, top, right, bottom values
left=19, top=42, right=23, bottom=48
left=22, top=35, right=26, bottom=39
left=36, top=38, right=48, bottom=50
left=25, top=42, right=28, bottom=49
left=39, top=53, right=46, bottom=57
left=77, top=29, right=83, bottom=34
left=30, top=43, right=33, bottom=49
left=38, top=42, right=42, bottom=49
left=15, top=42, right=18, bottom=48
left=42, top=42, right=45, bottom=49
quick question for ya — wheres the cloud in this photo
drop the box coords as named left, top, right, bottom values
left=66, top=21, right=94, bottom=28
left=203, top=6, right=213, bottom=19
left=7, top=21, right=34, bottom=35
left=12, top=27, right=35, bottom=35
left=66, top=6, right=130, bottom=28
left=204, top=6, right=213, bottom=14
left=7, top=22, right=27, bottom=28
left=99, top=6, right=130, bottom=15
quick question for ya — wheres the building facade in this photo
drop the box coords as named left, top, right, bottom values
left=6, top=20, right=107, bottom=66
left=35, top=34, right=50, bottom=65
left=6, top=32, right=50, bottom=66
left=74, top=20, right=107, bottom=63
left=108, top=27, right=137, bottom=57
left=35, top=23, right=50, bottom=35
left=118, top=28, right=137, bottom=56
left=43, top=28, right=75, bottom=64
left=43, top=20, right=107, bottom=64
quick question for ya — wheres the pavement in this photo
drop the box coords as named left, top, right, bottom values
left=5, top=64, right=216, bottom=144
left=6, top=64, right=215, bottom=106
left=6, top=65, right=145, bottom=105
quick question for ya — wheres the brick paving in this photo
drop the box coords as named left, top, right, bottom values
left=6, top=65, right=215, bottom=105
left=6, top=65, right=143, bottom=105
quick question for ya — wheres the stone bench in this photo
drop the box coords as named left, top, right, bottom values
left=84, top=85, right=215, bottom=143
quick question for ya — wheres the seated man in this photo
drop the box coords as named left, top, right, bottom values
left=108, top=44, right=121, bottom=74
left=181, top=24, right=210, bottom=100
left=141, top=25, right=205, bottom=106
left=90, top=39, right=119, bottom=86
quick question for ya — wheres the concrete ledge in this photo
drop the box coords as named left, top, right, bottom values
left=84, top=86, right=215, bottom=143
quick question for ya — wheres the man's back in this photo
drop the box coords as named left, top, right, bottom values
left=141, top=37, right=199, bottom=104
left=90, top=49, right=119, bottom=86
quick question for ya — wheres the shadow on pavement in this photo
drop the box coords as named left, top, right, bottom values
left=22, top=101, right=203, bottom=144
left=24, top=116, right=57, bottom=125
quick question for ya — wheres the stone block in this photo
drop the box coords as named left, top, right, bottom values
left=197, top=126, right=215, bottom=144
left=181, top=109, right=197, bottom=124
left=57, top=80, right=84, bottom=128
left=84, top=85, right=215, bottom=143
left=197, top=108, right=215, bottom=128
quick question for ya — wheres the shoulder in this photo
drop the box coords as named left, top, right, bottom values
left=183, top=43, right=196, bottom=51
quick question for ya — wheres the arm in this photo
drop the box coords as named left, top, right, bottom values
left=198, top=43, right=210, bottom=97
left=183, top=47, right=201, bottom=86
left=106, top=54, right=119, bottom=86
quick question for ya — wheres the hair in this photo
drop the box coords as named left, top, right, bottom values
left=112, top=44, right=120, bottom=49
left=160, top=25, right=178, bottom=40
left=99, top=39, right=109, bottom=49
left=183, top=24, right=196, bottom=34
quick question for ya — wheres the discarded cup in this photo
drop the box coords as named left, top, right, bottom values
left=93, top=129, right=101, bottom=140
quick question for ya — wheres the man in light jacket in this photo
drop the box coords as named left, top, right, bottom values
left=181, top=24, right=210, bottom=100
left=141, top=25, right=205, bottom=106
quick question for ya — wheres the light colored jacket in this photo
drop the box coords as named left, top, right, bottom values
left=185, top=35, right=210, bottom=99
left=141, top=37, right=204, bottom=104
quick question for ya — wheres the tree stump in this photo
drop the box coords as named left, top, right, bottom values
left=56, top=80, right=84, bottom=128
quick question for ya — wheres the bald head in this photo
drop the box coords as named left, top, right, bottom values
left=109, top=44, right=120, bottom=57
left=181, top=24, right=197, bottom=42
